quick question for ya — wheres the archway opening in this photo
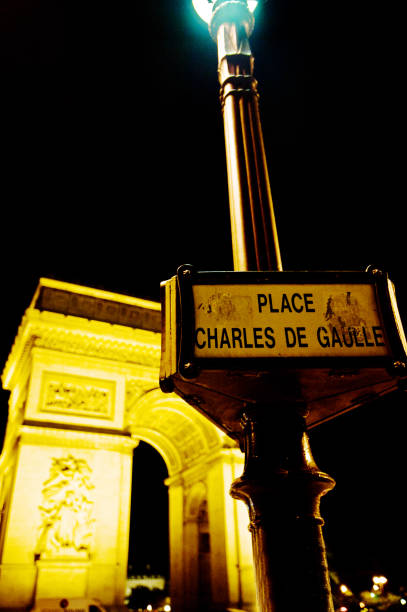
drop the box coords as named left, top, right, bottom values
left=127, top=441, right=170, bottom=608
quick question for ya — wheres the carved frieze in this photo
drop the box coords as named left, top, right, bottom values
left=31, top=325, right=161, bottom=368
left=44, top=381, right=109, bottom=416
left=35, top=286, right=161, bottom=332
left=39, top=373, right=115, bottom=420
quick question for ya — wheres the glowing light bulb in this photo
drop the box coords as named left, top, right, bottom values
left=192, top=0, right=258, bottom=24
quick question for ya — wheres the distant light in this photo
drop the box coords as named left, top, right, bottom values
left=359, top=604, right=366, bottom=609
left=370, top=592, right=376, bottom=598
left=373, top=584, right=380, bottom=591
left=146, top=606, right=153, bottom=612
left=164, top=606, right=171, bottom=612
left=373, top=575, right=388, bottom=585
left=192, top=0, right=258, bottom=24
left=401, top=598, right=407, bottom=606
left=340, top=584, right=351, bottom=595
left=339, top=607, right=348, bottom=612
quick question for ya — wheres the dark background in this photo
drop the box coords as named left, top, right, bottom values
left=1, top=0, right=406, bottom=598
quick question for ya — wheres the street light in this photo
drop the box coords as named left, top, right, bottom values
left=372, top=575, right=388, bottom=596
left=162, top=1, right=407, bottom=611
left=189, top=3, right=335, bottom=612
left=372, top=575, right=388, bottom=586
left=340, top=585, right=352, bottom=596
left=192, top=0, right=282, bottom=272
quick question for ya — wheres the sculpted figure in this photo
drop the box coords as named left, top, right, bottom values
left=36, top=455, right=94, bottom=556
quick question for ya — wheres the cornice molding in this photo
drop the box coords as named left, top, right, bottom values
left=19, top=424, right=139, bottom=453
left=2, top=308, right=161, bottom=391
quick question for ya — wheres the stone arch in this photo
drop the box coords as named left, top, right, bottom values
left=126, top=388, right=229, bottom=611
left=126, top=388, right=257, bottom=612
left=127, top=388, right=225, bottom=477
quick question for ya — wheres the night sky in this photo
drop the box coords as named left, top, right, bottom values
left=1, top=0, right=406, bottom=598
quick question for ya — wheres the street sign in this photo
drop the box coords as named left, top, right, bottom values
left=193, top=282, right=388, bottom=359
left=160, top=266, right=407, bottom=433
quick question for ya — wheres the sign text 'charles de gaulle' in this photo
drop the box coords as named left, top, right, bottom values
left=192, top=282, right=387, bottom=359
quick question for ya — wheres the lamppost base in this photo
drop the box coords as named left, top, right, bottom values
left=230, top=409, right=335, bottom=612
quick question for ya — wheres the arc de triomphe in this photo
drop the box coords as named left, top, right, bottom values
left=0, top=278, right=256, bottom=611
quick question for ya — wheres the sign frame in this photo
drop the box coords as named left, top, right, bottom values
left=172, top=265, right=407, bottom=380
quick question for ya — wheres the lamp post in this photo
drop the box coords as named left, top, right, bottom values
left=193, top=0, right=282, bottom=272
left=191, top=2, right=335, bottom=611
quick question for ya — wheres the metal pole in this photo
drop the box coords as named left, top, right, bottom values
left=207, top=3, right=336, bottom=611
left=211, top=1, right=282, bottom=272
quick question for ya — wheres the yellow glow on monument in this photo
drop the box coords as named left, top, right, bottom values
left=0, top=279, right=257, bottom=611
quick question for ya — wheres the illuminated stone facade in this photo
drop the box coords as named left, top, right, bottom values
left=0, top=279, right=256, bottom=611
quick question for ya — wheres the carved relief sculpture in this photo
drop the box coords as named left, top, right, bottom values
left=43, top=379, right=111, bottom=417
left=36, top=455, right=94, bottom=557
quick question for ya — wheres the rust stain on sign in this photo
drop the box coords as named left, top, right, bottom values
left=197, top=292, right=252, bottom=322
left=325, top=291, right=372, bottom=344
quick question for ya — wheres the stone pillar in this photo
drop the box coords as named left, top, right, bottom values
left=0, top=426, right=136, bottom=609
left=183, top=480, right=212, bottom=612
left=167, top=453, right=257, bottom=612
left=167, top=478, right=185, bottom=612
left=206, top=448, right=257, bottom=612
left=0, top=340, right=137, bottom=609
